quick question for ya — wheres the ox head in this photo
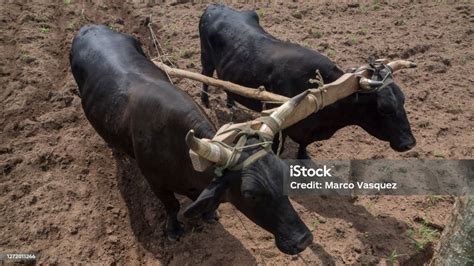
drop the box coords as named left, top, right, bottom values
left=184, top=92, right=312, bottom=255
left=353, top=60, right=417, bottom=152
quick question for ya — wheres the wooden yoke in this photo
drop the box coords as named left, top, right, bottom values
left=152, top=58, right=415, bottom=132
left=173, top=56, right=416, bottom=171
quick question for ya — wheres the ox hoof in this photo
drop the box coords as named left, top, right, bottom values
left=166, top=227, right=184, bottom=241
left=202, top=210, right=220, bottom=224
left=166, top=222, right=184, bottom=241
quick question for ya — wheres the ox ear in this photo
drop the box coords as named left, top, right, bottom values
left=245, top=10, right=260, bottom=23
left=183, top=177, right=230, bottom=218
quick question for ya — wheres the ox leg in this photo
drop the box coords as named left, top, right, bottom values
left=155, top=189, right=184, bottom=241
left=226, top=92, right=235, bottom=109
left=187, top=194, right=220, bottom=223
left=200, top=58, right=215, bottom=108
left=297, top=144, right=310, bottom=159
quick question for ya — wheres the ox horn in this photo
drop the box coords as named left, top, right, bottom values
left=186, top=130, right=231, bottom=165
left=260, top=90, right=310, bottom=135
left=387, top=60, right=417, bottom=72
left=359, top=77, right=384, bottom=90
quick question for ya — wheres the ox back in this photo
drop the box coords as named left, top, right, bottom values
left=200, top=4, right=416, bottom=158
left=200, top=4, right=343, bottom=109
left=70, top=24, right=215, bottom=196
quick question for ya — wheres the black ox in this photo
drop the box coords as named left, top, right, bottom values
left=70, top=24, right=313, bottom=254
left=200, top=4, right=416, bottom=158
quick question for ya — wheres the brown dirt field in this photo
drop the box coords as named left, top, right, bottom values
left=1, top=0, right=472, bottom=265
